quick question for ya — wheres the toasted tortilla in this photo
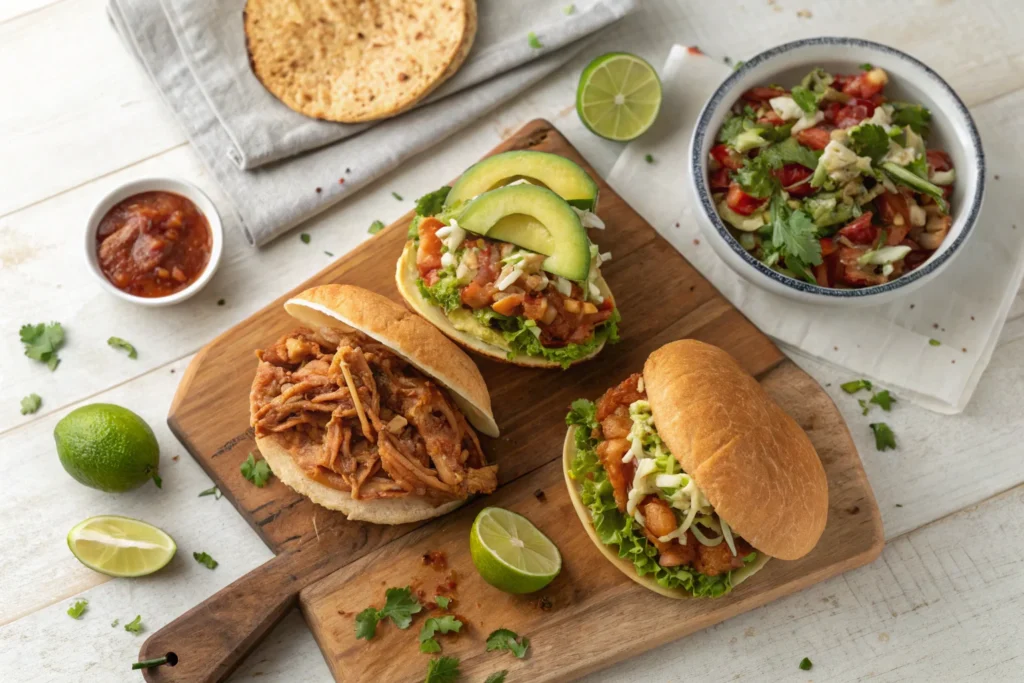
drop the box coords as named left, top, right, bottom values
left=562, top=427, right=770, bottom=599
left=244, top=0, right=477, bottom=123
left=395, top=242, right=612, bottom=368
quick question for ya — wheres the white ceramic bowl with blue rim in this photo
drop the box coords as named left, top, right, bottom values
left=689, top=37, right=985, bottom=306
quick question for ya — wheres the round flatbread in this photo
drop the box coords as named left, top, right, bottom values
left=244, top=0, right=477, bottom=123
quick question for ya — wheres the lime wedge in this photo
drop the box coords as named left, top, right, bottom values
left=576, top=52, right=662, bottom=141
left=67, top=515, right=176, bottom=577
left=470, top=507, right=561, bottom=594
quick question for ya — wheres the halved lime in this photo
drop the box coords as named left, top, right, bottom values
left=576, top=52, right=662, bottom=141
left=67, top=515, right=176, bottom=577
left=470, top=507, right=561, bottom=594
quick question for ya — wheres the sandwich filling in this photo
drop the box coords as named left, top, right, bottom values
left=410, top=186, right=620, bottom=368
left=567, top=373, right=757, bottom=597
left=251, top=326, right=497, bottom=502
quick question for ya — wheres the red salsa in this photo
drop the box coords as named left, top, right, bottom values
left=96, top=191, right=211, bottom=297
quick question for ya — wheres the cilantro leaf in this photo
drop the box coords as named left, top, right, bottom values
left=434, top=596, right=451, bottom=610
left=420, top=638, right=442, bottom=653
left=240, top=453, right=272, bottom=487
left=485, top=673, right=508, bottom=683
left=20, top=322, right=65, bottom=371
left=486, top=628, right=530, bottom=659
left=870, top=390, right=896, bottom=411
left=891, top=103, right=931, bottom=135
left=527, top=32, right=543, bottom=49
left=717, top=114, right=751, bottom=145
left=354, top=607, right=382, bottom=640
left=419, top=616, right=463, bottom=645
left=800, top=656, right=813, bottom=671
left=198, top=486, right=222, bottom=500
left=859, top=63, right=874, bottom=71
left=858, top=399, right=870, bottom=416
left=790, top=85, right=819, bottom=114
left=761, top=137, right=821, bottom=171
left=111, top=618, right=119, bottom=628
left=770, top=195, right=821, bottom=276
left=300, top=233, right=311, bottom=244
left=107, top=336, right=137, bottom=359
left=424, top=656, right=460, bottom=683
left=20, top=393, right=41, bottom=415
left=800, top=68, right=834, bottom=94
left=380, top=586, right=423, bottom=629
left=67, top=599, right=88, bottom=619
left=735, top=155, right=777, bottom=198
left=368, top=220, right=385, bottom=235
left=193, top=551, right=218, bottom=569
left=415, top=186, right=451, bottom=217
left=124, top=615, right=144, bottom=634
left=848, top=124, right=890, bottom=162
left=644, top=153, right=655, bottom=163
left=840, top=379, right=872, bottom=394
left=929, top=338, right=941, bottom=346
left=870, top=423, right=897, bottom=451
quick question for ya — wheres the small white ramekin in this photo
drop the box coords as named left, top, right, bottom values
left=85, top=177, right=224, bottom=307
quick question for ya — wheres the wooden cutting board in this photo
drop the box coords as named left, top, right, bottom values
left=142, top=119, right=883, bottom=682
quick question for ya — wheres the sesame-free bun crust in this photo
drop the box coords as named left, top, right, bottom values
left=562, top=428, right=770, bottom=598
left=395, top=242, right=609, bottom=368
left=643, top=340, right=828, bottom=560
left=244, top=0, right=477, bottom=123
left=283, top=284, right=498, bottom=437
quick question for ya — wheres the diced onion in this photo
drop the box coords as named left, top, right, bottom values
left=655, top=474, right=684, bottom=488
left=600, top=252, right=612, bottom=263
left=495, top=267, right=522, bottom=291
left=440, top=252, right=456, bottom=268
left=435, top=225, right=453, bottom=239
left=445, top=220, right=467, bottom=252
left=555, top=277, right=573, bottom=297
left=572, top=206, right=606, bottom=229
left=637, top=377, right=645, bottom=393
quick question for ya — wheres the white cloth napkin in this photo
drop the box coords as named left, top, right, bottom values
left=608, top=46, right=1024, bottom=413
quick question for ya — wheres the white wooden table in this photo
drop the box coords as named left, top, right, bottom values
left=2, top=1, right=1022, bottom=681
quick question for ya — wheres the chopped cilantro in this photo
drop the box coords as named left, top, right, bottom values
left=717, top=113, right=751, bottom=145
left=107, top=336, right=138, bottom=359
left=111, top=618, right=119, bottom=628
left=563, top=3, right=575, bottom=14
left=486, top=628, right=530, bottom=658
left=20, top=393, right=41, bottom=415
left=790, top=85, right=819, bottom=114
left=527, top=32, right=543, bottom=49
left=870, top=390, right=896, bottom=411
left=859, top=63, right=874, bottom=71
left=485, top=673, right=508, bottom=683
left=420, top=638, right=442, bottom=653
left=840, top=379, right=873, bottom=394
left=929, top=338, right=941, bottom=346
left=870, top=423, right=897, bottom=451
left=418, top=615, right=463, bottom=653
left=415, top=186, right=451, bottom=216
left=644, top=153, right=655, bottom=163
left=193, top=551, right=218, bottom=569
left=368, top=220, right=385, bottom=235
left=434, top=596, right=451, bottom=610
left=300, top=233, right=311, bottom=244
left=392, top=192, right=404, bottom=201
left=424, top=656, right=460, bottom=683
left=354, top=586, right=423, bottom=640
left=848, top=124, right=890, bottom=162
left=734, top=155, right=777, bottom=198
left=762, top=137, right=822, bottom=170
left=66, top=599, right=88, bottom=619
left=799, top=657, right=813, bottom=671
left=199, top=486, right=222, bottom=500
left=20, top=322, right=64, bottom=371
left=732, top=59, right=745, bottom=71
left=124, top=615, right=144, bottom=635
left=324, top=251, right=334, bottom=257
left=891, top=103, right=932, bottom=135
left=240, top=453, right=272, bottom=487
left=858, top=399, right=870, bottom=416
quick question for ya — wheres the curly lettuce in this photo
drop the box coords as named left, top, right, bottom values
left=565, top=400, right=753, bottom=598
left=476, top=308, right=620, bottom=369
left=417, top=265, right=462, bottom=313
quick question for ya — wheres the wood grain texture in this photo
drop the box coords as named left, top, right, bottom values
left=143, top=120, right=878, bottom=682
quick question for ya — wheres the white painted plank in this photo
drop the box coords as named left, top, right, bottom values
left=0, top=0, right=62, bottom=26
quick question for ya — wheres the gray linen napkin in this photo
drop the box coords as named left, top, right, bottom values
left=107, top=0, right=636, bottom=246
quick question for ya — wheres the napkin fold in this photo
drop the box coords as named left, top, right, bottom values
left=609, top=46, right=1024, bottom=413
left=108, top=0, right=636, bottom=246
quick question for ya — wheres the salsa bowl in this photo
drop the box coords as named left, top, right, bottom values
left=689, top=37, right=985, bottom=306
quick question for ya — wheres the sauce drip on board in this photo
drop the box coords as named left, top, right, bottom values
left=96, top=191, right=211, bottom=297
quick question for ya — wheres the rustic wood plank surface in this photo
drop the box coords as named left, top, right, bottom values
left=2, top=1, right=1023, bottom=681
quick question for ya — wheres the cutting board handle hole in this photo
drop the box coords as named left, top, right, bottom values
left=164, top=652, right=179, bottom=667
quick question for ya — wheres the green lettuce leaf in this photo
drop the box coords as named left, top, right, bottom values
left=417, top=266, right=463, bottom=313
left=475, top=307, right=620, bottom=369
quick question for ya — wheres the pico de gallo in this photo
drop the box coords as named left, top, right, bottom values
left=710, top=65, right=955, bottom=288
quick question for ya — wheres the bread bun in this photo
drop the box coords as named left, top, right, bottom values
left=642, top=340, right=828, bottom=560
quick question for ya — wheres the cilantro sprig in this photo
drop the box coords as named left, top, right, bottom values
left=424, top=656, right=460, bottom=683
left=20, top=322, right=64, bottom=371
left=870, top=423, right=897, bottom=451
left=485, top=672, right=508, bottom=683
left=486, top=628, right=530, bottom=659
left=124, top=615, right=144, bottom=635
left=354, top=586, right=423, bottom=640
left=419, top=615, right=463, bottom=653
left=241, top=453, right=272, bottom=487
left=193, top=551, right=218, bottom=570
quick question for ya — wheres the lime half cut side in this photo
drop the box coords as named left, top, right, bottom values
left=576, top=52, right=662, bottom=141
left=470, top=507, right=561, bottom=594
left=67, top=515, right=176, bottom=578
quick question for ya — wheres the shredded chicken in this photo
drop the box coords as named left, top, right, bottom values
left=251, top=327, right=496, bottom=503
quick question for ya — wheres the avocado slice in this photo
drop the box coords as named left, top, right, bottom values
left=456, top=184, right=591, bottom=280
left=446, top=151, right=600, bottom=210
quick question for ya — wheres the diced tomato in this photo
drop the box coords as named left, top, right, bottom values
left=813, top=262, right=830, bottom=287
left=886, top=223, right=910, bottom=246
left=460, top=281, right=495, bottom=309
left=821, top=101, right=843, bottom=125
left=927, top=150, right=953, bottom=173
left=415, top=217, right=444, bottom=277
left=710, top=144, right=744, bottom=170
left=775, top=163, right=816, bottom=197
left=820, top=237, right=837, bottom=257
left=726, top=183, right=766, bottom=216
left=838, top=246, right=887, bottom=286
left=869, top=93, right=886, bottom=107
left=709, top=167, right=731, bottom=191
left=904, top=249, right=933, bottom=271
left=687, top=46, right=704, bottom=55
left=837, top=212, right=878, bottom=245
left=758, top=110, right=786, bottom=126
left=796, top=127, right=831, bottom=150
left=832, top=74, right=856, bottom=92
left=742, top=86, right=787, bottom=104
left=833, top=98, right=876, bottom=129
left=840, top=72, right=885, bottom=99
left=422, top=269, right=440, bottom=287
left=876, top=192, right=910, bottom=227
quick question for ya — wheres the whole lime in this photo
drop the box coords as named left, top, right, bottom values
left=54, top=403, right=160, bottom=492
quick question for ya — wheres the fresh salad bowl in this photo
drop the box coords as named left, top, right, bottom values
left=689, top=37, right=985, bottom=306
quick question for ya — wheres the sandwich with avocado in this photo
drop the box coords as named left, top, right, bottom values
left=395, top=150, right=620, bottom=369
left=249, top=284, right=499, bottom=525
left=564, top=340, right=829, bottom=597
